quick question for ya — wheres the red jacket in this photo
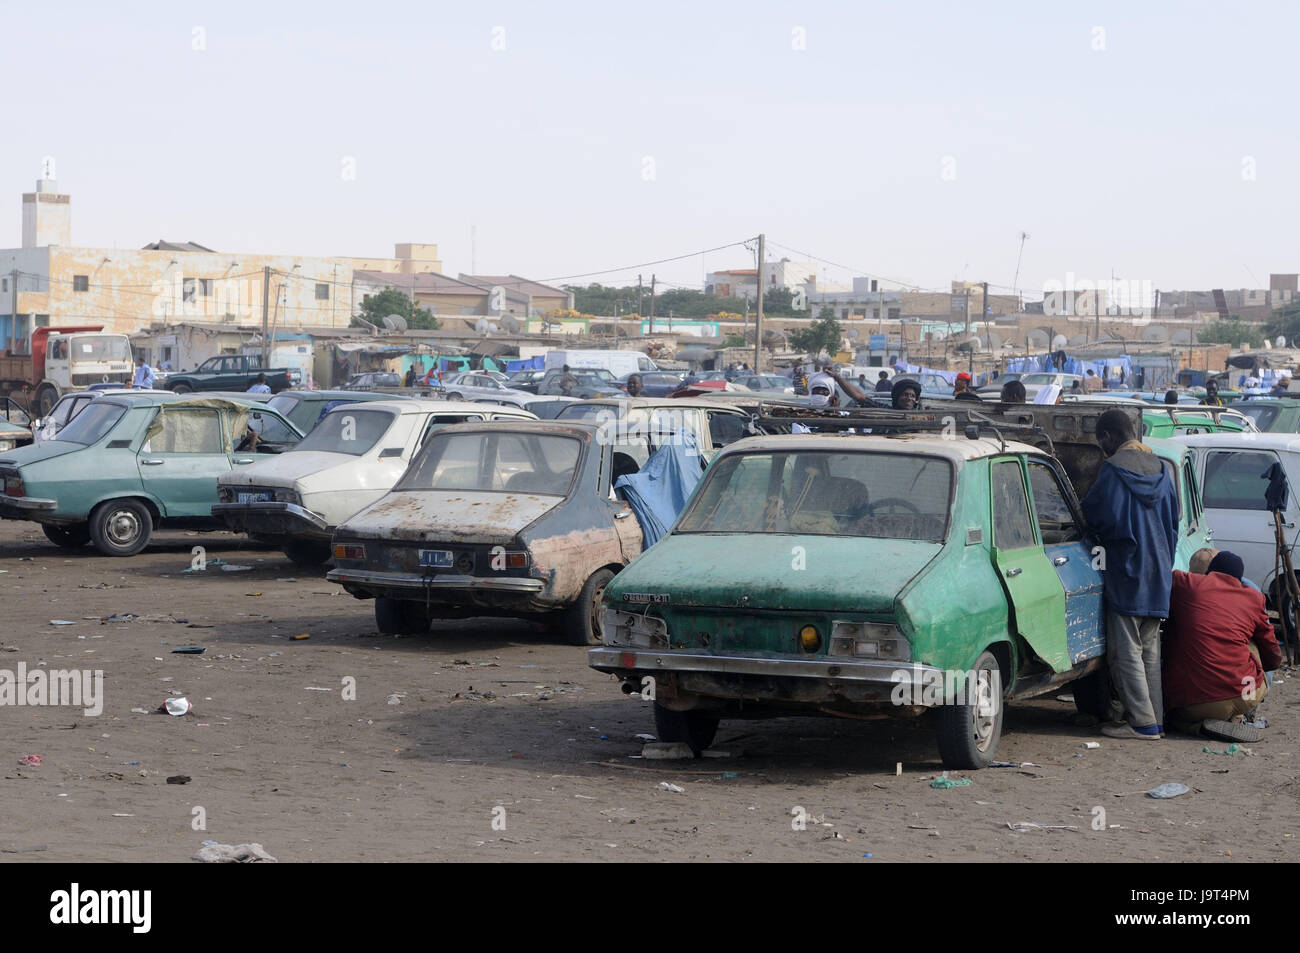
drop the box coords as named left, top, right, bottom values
left=1163, top=570, right=1282, bottom=710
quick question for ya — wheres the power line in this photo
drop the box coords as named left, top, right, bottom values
left=539, top=239, right=752, bottom=284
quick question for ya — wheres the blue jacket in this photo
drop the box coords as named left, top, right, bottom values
left=1081, top=445, right=1179, bottom=618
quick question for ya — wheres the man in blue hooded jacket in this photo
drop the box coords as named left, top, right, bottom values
left=1081, top=408, right=1179, bottom=740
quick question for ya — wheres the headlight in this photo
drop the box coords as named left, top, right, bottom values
left=602, top=608, right=667, bottom=648
left=0, top=441, right=13, bottom=452
left=274, top=488, right=302, bottom=505
left=828, top=621, right=911, bottom=661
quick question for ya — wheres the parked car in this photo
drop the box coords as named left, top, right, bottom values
left=214, top=400, right=536, bottom=565
left=472, top=395, right=578, bottom=419
left=589, top=403, right=1210, bottom=767
left=619, top=371, right=685, bottom=398
left=0, top=397, right=34, bottom=452
left=974, top=373, right=1024, bottom=398
left=734, top=373, right=795, bottom=395
left=341, top=372, right=401, bottom=391
left=555, top=398, right=756, bottom=463
left=535, top=368, right=624, bottom=398
left=1140, top=406, right=1254, bottom=438
left=1020, top=372, right=1084, bottom=400
left=1229, top=398, right=1300, bottom=434
left=441, top=372, right=533, bottom=404
left=164, top=354, right=294, bottom=394
left=0, top=393, right=304, bottom=555
left=266, top=389, right=411, bottom=435
left=328, top=421, right=646, bottom=643
left=506, top=369, right=549, bottom=394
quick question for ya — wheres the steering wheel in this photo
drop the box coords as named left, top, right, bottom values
left=867, top=497, right=922, bottom=516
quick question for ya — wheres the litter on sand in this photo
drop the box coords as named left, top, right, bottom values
left=161, top=697, right=192, bottom=716
left=642, top=742, right=695, bottom=760
left=1147, top=782, right=1191, bottom=799
left=1007, top=822, right=1080, bottom=833
left=289, top=634, right=310, bottom=641
left=171, top=646, right=205, bottom=654
left=17, top=755, right=41, bottom=767
left=49, top=620, right=76, bottom=626
left=1081, top=741, right=1101, bottom=749
left=220, top=564, right=253, bottom=572
left=192, top=842, right=278, bottom=863
left=1202, top=744, right=1241, bottom=756
left=655, top=782, right=685, bottom=793
left=930, top=776, right=971, bottom=789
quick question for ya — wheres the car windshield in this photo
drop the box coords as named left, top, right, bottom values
left=55, top=401, right=126, bottom=445
left=70, top=335, right=131, bottom=362
left=556, top=403, right=617, bottom=422
left=1022, top=374, right=1058, bottom=385
left=293, top=408, right=393, bottom=455
left=1237, top=404, right=1280, bottom=430
left=398, top=431, right=581, bottom=495
left=677, top=450, right=953, bottom=540
left=267, top=394, right=301, bottom=417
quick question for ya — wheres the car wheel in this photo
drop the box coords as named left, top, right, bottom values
left=1071, top=665, right=1115, bottom=721
left=935, top=650, right=1004, bottom=769
left=35, top=384, right=59, bottom=418
left=89, top=499, right=153, bottom=557
left=653, top=704, right=719, bottom=756
left=281, top=539, right=332, bottom=566
left=171, top=382, right=193, bottom=394
left=564, top=568, right=615, bottom=646
left=43, top=523, right=91, bottom=548
left=446, top=392, right=463, bottom=401
left=375, top=597, right=430, bottom=635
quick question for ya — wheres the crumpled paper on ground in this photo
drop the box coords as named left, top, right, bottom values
left=192, top=842, right=278, bottom=863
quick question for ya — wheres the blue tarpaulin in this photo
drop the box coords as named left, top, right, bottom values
left=505, top=356, right=545, bottom=372
left=614, top=431, right=703, bottom=547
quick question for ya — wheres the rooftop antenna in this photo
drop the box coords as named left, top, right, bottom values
left=1012, top=231, right=1029, bottom=305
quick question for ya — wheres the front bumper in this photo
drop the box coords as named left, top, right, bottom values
left=0, top=496, right=57, bottom=519
left=589, top=647, right=947, bottom=707
left=212, top=501, right=330, bottom=540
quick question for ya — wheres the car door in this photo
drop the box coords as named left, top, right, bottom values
left=600, top=441, right=641, bottom=561
left=1197, top=446, right=1297, bottom=589
left=137, top=407, right=233, bottom=517
left=1025, top=459, right=1105, bottom=664
left=990, top=457, right=1070, bottom=672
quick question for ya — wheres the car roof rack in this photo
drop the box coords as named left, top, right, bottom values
left=752, top=402, right=1055, bottom=455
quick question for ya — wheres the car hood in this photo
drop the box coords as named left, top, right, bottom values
left=339, top=490, right=564, bottom=545
left=219, top=451, right=361, bottom=488
left=0, top=439, right=85, bottom=469
left=607, top=533, right=945, bottom=612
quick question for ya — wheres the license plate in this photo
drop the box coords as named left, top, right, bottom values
left=238, top=492, right=271, bottom=503
left=419, top=549, right=454, bottom=568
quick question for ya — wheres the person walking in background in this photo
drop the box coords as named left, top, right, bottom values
left=132, top=356, right=155, bottom=390
left=1081, top=409, right=1180, bottom=741
left=246, top=373, right=271, bottom=394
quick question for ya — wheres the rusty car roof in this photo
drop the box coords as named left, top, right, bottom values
left=713, top=431, right=1041, bottom=462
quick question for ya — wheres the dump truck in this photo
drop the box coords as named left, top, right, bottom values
left=0, top=325, right=135, bottom=416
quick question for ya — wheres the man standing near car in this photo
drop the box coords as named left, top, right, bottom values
left=1201, top=379, right=1225, bottom=406
left=132, top=356, right=154, bottom=390
left=1081, top=408, right=1180, bottom=741
left=559, top=364, right=579, bottom=396
left=625, top=373, right=644, bottom=397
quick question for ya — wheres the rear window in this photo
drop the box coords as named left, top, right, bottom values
left=398, top=432, right=581, bottom=495
left=55, top=402, right=127, bottom=445
left=267, top=394, right=301, bottom=417
left=294, top=408, right=393, bottom=456
left=1236, top=404, right=1280, bottom=431
left=677, top=450, right=953, bottom=540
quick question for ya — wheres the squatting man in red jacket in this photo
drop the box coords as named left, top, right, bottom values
left=1162, top=548, right=1282, bottom=741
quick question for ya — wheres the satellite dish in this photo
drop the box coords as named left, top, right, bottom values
left=381, top=314, right=408, bottom=332
left=500, top=315, right=522, bottom=333
left=966, top=336, right=983, bottom=351
left=1278, top=335, right=1288, bottom=348
left=1051, top=334, right=1067, bottom=349
left=474, top=318, right=497, bottom=334
left=845, top=327, right=859, bottom=340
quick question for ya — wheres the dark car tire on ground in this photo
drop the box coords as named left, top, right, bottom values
left=42, top=523, right=91, bottom=548
left=170, top=382, right=193, bottom=394
left=35, top=384, right=60, bottom=418
left=1071, top=665, right=1115, bottom=721
left=374, top=597, right=432, bottom=635
left=88, top=499, right=153, bottom=557
left=446, top=392, right=463, bottom=401
left=282, top=539, right=332, bottom=566
left=564, top=567, right=615, bottom=646
left=653, top=704, right=720, bottom=756
left=935, top=650, right=1004, bottom=769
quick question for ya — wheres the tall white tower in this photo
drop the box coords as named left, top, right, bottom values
left=22, top=158, right=71, bottom=248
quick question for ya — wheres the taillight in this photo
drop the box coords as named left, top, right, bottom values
left=334, top=543, right=365, bottom=560
left=501, top=551, right=529, bottom=569
left=4, top=475, right=23, bottom=497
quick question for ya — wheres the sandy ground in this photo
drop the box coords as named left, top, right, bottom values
left=0, top=520, right=1296, bottom=863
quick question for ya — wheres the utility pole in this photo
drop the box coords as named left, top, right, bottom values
left=9, top=270, right=18, bottom=354
left=649, top=275, right=656, bottom=330
left=260, top=265, right=271, bottom=365
left=982, top=281, right=989, bottom=327
left=754, top=233, right=765, bottom=372
left=637, top=274, right=643, bottom=318
left=963, top=290, right=971, bottom=336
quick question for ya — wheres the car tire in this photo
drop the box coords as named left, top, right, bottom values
left=35, top=383, right=59, bottom=418
left=935, top=650, right=1004, bottom=769
left=564, top=567, right=615, bottom=646
left=43, top=523, right=91, bottom=548
left=653, top=704, right=720, bottom=756
left=446, top=392, right=463, bottom=401
left=375, top=597, right=431, bottom=635
left=88, top=499, right=153, bottom=557
left=282, top=539, right=332, bottom=566
left=171, top=382, right=193, bottom=394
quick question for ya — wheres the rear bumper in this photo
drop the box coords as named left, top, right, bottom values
left=212, top=501, right=329, bottom=540
left=588, top=648, right=947, bottom=707
left=0, top=496, right=57, bottom=519
left=326, top=566, right=549, bottom=610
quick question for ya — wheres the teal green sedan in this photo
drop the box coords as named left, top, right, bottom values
left=0, top=393, right=302, bottom=555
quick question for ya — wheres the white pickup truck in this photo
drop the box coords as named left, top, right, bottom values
left=213, top=399, right=537, bottom=564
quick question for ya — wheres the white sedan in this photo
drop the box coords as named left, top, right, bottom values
left=212, top=399, right=537, bottom=564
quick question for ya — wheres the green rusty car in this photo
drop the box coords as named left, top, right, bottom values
left=589, top=407, right=1211, bottom=768
left=0, top=393, right=302, bottom=555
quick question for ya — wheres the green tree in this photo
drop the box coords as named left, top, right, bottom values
left=818, top=305, right=836, bottom=320
left=1199, top=317, right=1264, bottom=348
left=722, top=333, right=747, bottom=348
left=761, top=287, right=795, bottom=315
left=788, top=314, right=844, bottom=357
left=356, top=287, right=439, bottom=330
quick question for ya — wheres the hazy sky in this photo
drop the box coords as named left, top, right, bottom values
left=3, top=1, right=1296, bottom=300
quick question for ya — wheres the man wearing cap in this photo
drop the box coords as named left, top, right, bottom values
left=1164, top=550, right=1282, bottom=740
left=874, top=370, right=892, bottom=393
left=953, top=372, right=981, bottom=402
left=1081, top=408, right=1179, bottom=741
